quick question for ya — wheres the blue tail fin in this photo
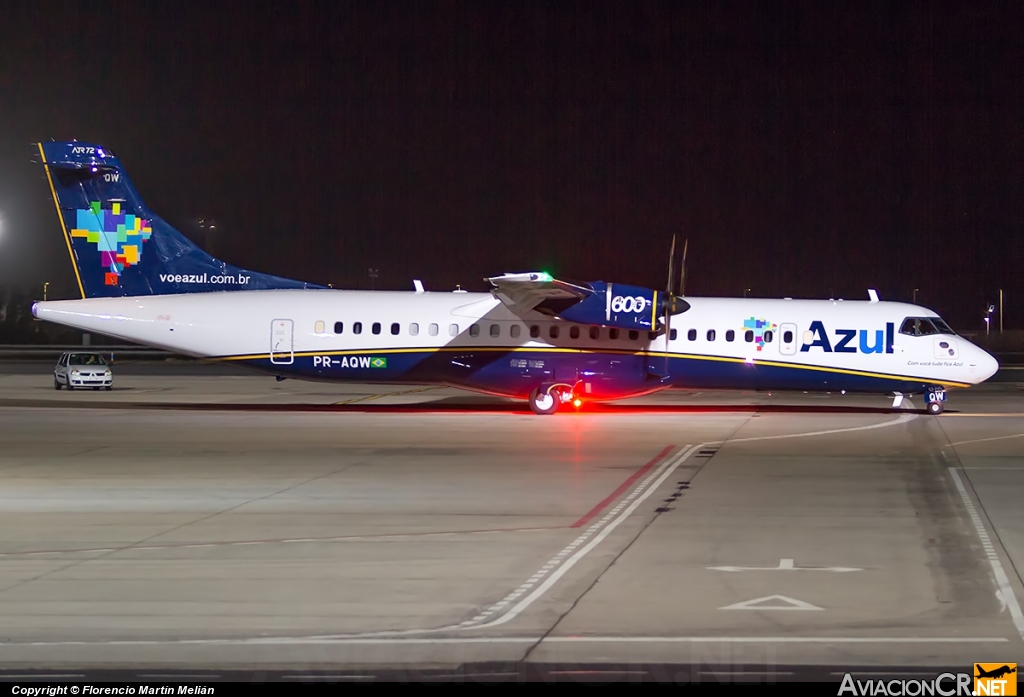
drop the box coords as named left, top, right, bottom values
left=37, top=141, right=322, bottom=298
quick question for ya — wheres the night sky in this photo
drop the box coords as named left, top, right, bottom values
left=1, top=2, right=1021, bottom=330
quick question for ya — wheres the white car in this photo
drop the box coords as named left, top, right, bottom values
left=54, top=352, right=113, bottom=390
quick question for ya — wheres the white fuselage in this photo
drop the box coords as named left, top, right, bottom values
left=32, top=289, right=999, bottom=398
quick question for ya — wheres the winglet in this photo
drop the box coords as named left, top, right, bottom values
left=868, top=289, right=879, bottom=303
left=413, top=279, right=425, bottom=293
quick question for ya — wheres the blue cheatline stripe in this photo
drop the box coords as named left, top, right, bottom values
left=213, top=345, right=971, bottom=389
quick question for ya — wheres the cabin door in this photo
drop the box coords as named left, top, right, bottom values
left=270, top=319, right=294, bottom=364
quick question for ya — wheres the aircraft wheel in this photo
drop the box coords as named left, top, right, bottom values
left=529, top=388, right=559, bottom=415
left=927, top=401, right=943, bottom=415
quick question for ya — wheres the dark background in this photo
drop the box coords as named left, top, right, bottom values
left=0, top=1, right=1021, bottom=332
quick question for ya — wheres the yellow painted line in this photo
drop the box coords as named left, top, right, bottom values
left=38, top=143, right=85, bottom=299
left=333, top=386, right=437, bottom=406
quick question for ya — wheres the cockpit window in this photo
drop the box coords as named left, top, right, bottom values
left=899, top=317, right=954, bottom=337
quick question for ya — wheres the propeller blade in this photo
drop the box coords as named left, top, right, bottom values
left=679, top=238, right=688, bottom=297
left=666, top=234, right=677, bottom=295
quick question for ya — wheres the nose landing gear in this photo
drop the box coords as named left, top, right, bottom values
left=925, top=387, right=946, bottom=415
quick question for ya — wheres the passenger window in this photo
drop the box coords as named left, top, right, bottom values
left=510, top=325, right=521, bottom=338
left=707, top=329, right=716, bottom=341
left=687, top=329, right=696, bottom=341
left=470, top=324, right=480, bottom=337
left=530, top=325, right=540, bottom=338
left=353, top=322, right=363, bottom=335
left=670, top=329, right=678, bottom=341
left=744, top=330, right=754, bottom=343
left=490, top=324, right=500, bottom=338
left=449, top=323, right=459, bottom=337
left=610, top=328, right=620, bottom=340
left=726, top=330, right=735, bottom=342
left=628, top=330, right=638, bottom=341
left=783, top=330, right=793, bottom=344
left=763, top=330, right=773, bottom=343
left=390, top=323, right=400, bottom=336
left=549, top=326, right=560, bottom=339
left=428, top=323, right=439, bottom=336
left=315, top=321, right=325, bottom=334
left=409, top=323, right=419, bottom=336
left=589, top=326, right=600, bottom=340
left=333, top=322, right=343, bottom=334
left=570, top=326, right=580, bottom=339
left=372, top=322, right=381, bottom=335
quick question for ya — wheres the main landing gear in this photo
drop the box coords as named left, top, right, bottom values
left=528, top=385, right=582, bottom=415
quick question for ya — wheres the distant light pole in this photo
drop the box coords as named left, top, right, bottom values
left=198, top=218, right=216, bottom=255
left=368, top=268, right=379, bottom=290
left=913, top=288, right=918, bottom=304
left=743, top=288, right=751, bottom=298
left=43, top=282, right=49, bottom=301
left=999, top=289, right=1004, bottom=333
left=985, top=304, right=995, bottom=336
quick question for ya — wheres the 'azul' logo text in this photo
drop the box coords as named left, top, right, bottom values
left=800, top=321, right=895, bottom=354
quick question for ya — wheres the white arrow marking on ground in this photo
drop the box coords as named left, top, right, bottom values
left=707, top=558, right=861, bottom=572
left=720, top=595, right=823, bottom=611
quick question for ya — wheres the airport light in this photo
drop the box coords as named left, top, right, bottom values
left=43, top=282, right=49, bottom=301
left=913, top=288, right=919, bottom=304
left=985, top=304, right=995, bottom=335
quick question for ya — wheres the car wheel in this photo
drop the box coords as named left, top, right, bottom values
left=54, top=377, right=62, bottom=390
left=105, top=386, right=112, bottom=391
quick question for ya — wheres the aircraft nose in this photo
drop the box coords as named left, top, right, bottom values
left=972, top=345, right=999, bottom=383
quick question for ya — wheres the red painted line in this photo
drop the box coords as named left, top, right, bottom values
left=571, top=445, right=676, bottom=528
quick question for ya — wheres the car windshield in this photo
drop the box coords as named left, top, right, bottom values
left=68, top=354, right=107, bottom=366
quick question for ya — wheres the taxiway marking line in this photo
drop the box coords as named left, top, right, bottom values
left=6, top=636, right=1007, bottom=647
left=945, top=433, right=1024, bottom=447
left=942, top=413, right=1024, bottom=417
left=0, top=526, right=560, bottom=558
left=949, top=467, right=1024, bottom=642
left=571, top=444, right=675, bottom=528
left=334, top=386, right=437, bottom=405
left=468, top=444, right=701, bottom=629
left=718, top=413, right=917, bottom=445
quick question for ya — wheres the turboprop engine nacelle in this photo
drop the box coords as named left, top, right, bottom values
left=553, top=282, right=689, bottom=332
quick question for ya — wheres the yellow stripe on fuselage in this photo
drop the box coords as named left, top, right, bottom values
left=212, top=345, right=971, bottom=389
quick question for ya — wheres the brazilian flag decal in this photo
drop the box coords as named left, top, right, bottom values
left=370, top=357, right=387, bottom=369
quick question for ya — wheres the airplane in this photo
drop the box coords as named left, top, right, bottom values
left=976, top=665, right=1017, bottom=680
left=29, top=141, right=999, bottom=415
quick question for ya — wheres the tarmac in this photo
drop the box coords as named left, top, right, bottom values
left=0, top=361, right=1021, bottom=681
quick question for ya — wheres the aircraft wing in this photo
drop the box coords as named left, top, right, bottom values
left=485, top=272, right=594, bottom=316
